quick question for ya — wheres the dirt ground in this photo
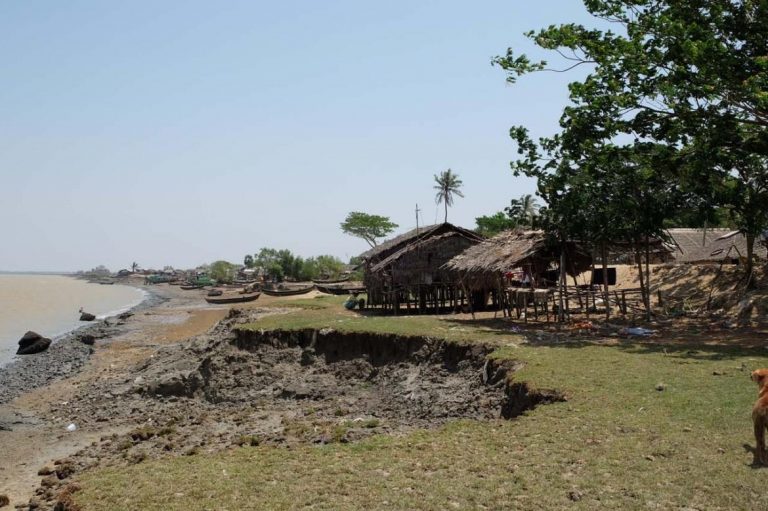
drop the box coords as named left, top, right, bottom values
left=0, top=282, right=230, bottom=508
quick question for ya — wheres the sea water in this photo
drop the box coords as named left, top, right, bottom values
left=0, top=274, right=146, bottom=367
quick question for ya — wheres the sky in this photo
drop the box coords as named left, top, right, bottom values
left=1, top=1, right=598, bottom=272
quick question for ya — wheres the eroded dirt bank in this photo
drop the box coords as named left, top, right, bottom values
left=14, top=309, right=563, bottom=511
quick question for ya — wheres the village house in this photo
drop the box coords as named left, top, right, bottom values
left=361, top=223, right=484, bottom=314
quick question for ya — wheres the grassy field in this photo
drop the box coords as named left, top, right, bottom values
left=75, top=295, right=768, bottom=510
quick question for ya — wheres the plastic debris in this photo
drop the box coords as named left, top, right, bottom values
left=621, top=327, right=656, bottom=336
left=66, top=423, right=77, bottom=432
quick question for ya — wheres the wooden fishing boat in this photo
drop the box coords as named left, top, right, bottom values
left=204, top=292, right=260, bottom=304
left=312, top=277, right=349, bottom=285
left=261, top=285, right=315, bottom=297
left=180, top=284, right=203, bottom=290
left=315, top=285, right=366, bottom=295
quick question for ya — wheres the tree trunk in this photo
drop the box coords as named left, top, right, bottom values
left=444, top=200, right=448, bottom=223
left=634, top=241, right=651, bottom=321
left=601, top=243, right=610, bottom=320
left=745, top=231, right=756, bottom=289
left=645, top=235, right=652, bottom=319
left=558, top=244, right=567, bottom=322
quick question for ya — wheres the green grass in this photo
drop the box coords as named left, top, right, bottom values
left=250, top=295, right=524, bottom=344
left=74, top=303, right=768, bottom=510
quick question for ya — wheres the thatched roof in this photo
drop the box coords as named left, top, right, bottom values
left=443, top=230, right=592, bottom=276
left=361, top=223, right=483, bottom=262
left=370, top=231, right=480, bottom=273
left=667, top=228, right=767, bottom=263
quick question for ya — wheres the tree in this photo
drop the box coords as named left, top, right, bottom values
left=475, top=212, right=517, bottom=237
left=505, top=194, right=540, bottom=228
left=130, top=262, right=139, bottom=273
left=243, top=255, right=254, bottom=268
left=475, top=194, right=541, bottom=236
left=265, top=262, right=284, bottom=282
left=254, top=248, right=280, bottom=271
left=495, top=0, right=768, bottom=286
left=433, top=169, right=464, bottom=223
left=314, top=255, right=344, bottom=279
left=341, top=212, right=399, bottom=248
left=209, top=260, right=236, bottom=284
left=89, top=265, right=110, bottom=277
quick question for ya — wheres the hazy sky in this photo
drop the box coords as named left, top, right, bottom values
left=1, top=1, right=597, bottom=271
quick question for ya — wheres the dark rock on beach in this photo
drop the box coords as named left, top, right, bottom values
left=19, top=331, right=42, bottom=344
left=78, top=335, right=95, bottom=346
left=0, top=290, right=163, bottom=406
left=79, top=312, right=96, bottom=322
left=16, top=332, right=52, bottom=355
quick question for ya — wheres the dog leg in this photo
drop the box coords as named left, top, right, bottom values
left=755, top=416, right=766, bottom=465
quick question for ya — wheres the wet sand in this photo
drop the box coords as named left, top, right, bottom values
left=0, top=279, right=230, bottom=507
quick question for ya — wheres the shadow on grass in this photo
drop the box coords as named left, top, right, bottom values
left=741, top=443, right=768, bottom=469
left=439, top=316, right=768, bottom=360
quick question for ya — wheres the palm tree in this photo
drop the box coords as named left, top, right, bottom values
left=131, top=262, right=139, bottom=273
left=505, top=194, right=540, bottom=228
left=519, top=194, right=539, bottom=226
left=433, top=169, right=464, bottom=223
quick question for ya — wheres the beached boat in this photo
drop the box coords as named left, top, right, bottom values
left=207, top=289, right=223, bottom=297
left=180, top=284, right=204, bottom=290
left=98, top=280, right=115, bottom=285
left=204, top=292, right=260, bottom=304
left=312, top=277, right=349, bottom=285
left=315, top=285, right=366, bottom=295
left=261, top=285, right=315, bottom=297
left=146, top=274, right=172, bottom=284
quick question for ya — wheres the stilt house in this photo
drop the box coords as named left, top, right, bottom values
left=443, top=230, right=593, bottom=312
left=361, top=223, right=484, bottom=313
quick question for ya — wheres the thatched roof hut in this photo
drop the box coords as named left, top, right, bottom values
left=443, top=230, right=592, bottom=289
left=361, top=224, right=480, bottom=261
left=667, top=228, right=767, bottom=264
left=362, top=223, right=484, bottom=311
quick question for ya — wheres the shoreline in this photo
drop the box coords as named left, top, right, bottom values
left=0, top=279, right=163, bottom=405
left=0, top=281, right=231, bottom=507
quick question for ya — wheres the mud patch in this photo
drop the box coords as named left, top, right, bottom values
left=30, top=312, right=563, bottom=509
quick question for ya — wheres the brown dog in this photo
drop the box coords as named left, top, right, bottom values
left=752, top=369, right=768, bottom=465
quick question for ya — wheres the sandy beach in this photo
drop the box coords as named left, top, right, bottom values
left=0, top=279, right=232, bottom=507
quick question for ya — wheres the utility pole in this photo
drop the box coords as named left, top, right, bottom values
left=415, top=203, right=421, bottom=235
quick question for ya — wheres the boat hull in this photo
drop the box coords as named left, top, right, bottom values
left=204, top=292, right=261, bottom=304
left=316, top=285, right=366, bottom=295
left=261, top=286, right=315, bottom=297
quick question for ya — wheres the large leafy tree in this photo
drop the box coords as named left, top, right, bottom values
left=340, top=212, right=398, bottom=248
left=496, top=0, right=768, bottom=286
left=433, top=169, right=464, bottom=223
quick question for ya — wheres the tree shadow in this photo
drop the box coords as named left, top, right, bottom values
left=438, top=315, right=768, bottom=360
